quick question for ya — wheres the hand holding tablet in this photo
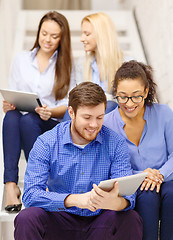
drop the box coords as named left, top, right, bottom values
left=0, top=89, right=42, bottom=112
left=98, top=172, right=148, bottom=196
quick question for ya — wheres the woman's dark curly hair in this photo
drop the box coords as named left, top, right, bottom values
left=113, top=60, right=159, bottom=106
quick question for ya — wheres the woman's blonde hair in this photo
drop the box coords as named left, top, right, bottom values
left=81, top=12, right=123, bottom=92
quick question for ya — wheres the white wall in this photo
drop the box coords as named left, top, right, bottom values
left=0, top=0, right=22, bottom=89
left=22, top=0, right=91, bottom=10
left=135, top=0, right=173, bottom=108
left=92, top=0, right=121, bottom=10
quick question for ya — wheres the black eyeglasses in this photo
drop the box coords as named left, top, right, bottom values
left=115, top=93, right=146, bottom=104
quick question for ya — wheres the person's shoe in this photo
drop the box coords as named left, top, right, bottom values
left=5, top=204, right=22, bottom=213
left=5, top=182, right=22, bottom=213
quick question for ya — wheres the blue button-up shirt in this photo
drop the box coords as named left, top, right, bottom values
left=23, top=121, right=135, bottom=216
left=104, top=103, right=173, bottom=182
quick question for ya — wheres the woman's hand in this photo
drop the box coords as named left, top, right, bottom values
left=3, top=101, right=16, bottom=113
left=35, top=104, right=52, bottom=121
left=140, top=168, right=164, bottom=193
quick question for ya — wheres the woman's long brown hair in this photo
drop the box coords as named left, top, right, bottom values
left=31, top=11, right=72, bottom=100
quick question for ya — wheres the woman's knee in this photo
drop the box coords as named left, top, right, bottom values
left=3, top=110, right=21, bottom=127
left=136, top=189, right=160, bottom=205
left=20, top=113, right=38, bottom=127
left=135, top=189, right=160, bottom=226
left=19, top=113, right=42, bottom=134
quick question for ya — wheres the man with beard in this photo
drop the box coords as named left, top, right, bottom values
left=14, top=82, right=143, bottom=240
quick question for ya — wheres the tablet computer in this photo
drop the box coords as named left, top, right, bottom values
left=98, top=172, right=147, bottom=196
left=0, top=89, right=42, bottom=112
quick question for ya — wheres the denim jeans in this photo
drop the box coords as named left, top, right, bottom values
left=135, top=181, right=173, bottom=240
left=3, top=110, right=58, bottom=183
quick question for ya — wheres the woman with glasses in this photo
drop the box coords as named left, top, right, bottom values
left=104, top=60, right=173, bottom=240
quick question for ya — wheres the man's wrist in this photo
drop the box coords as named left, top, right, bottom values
left=64, top=194, right=78, bottom=208
left=113, top=197, right=130, bottom=211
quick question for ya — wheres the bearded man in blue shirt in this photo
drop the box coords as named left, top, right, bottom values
left=14, top=82, right=143, bottom=240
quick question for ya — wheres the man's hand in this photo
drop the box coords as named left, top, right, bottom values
left=64, top=191, right=97, bottom=212
left=35, top=104, right=52, bottom=121
left=140, top=168, right=164, bottom=193
left=64, top=182, right=130, bottom=212
left=89, top=183, right=129, bottom=211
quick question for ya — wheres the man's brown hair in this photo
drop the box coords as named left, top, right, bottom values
left=68, top=82, right=107, bottom=114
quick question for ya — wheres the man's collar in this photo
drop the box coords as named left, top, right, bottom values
left=62, top=122, right=73, bottom=145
